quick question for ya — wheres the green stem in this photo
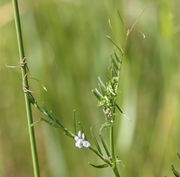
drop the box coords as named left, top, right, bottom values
left=110, top=124, right=120, bottom=177
left=113, top=166, right=120, bottom=177
left=110, top=126, right=115, bottom=161
left=12, top=0, right=40, bottom=177
left=89, top=147, right=112, bottom=166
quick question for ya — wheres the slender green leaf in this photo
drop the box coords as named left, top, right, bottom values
left=106, top=35, right=124, bottom=54
left=99, top=134, right=110, bottom=158
left=111, top=65, right=118, bottom=77
left=177, top=152, right=180, bottom=159
left=114, top=51, right=122, bottom=64
left=89, top=163, right=109, bottom=169
left=98, top=77, right=106, bottom=95
left=111, top=56, right=119, bottom=71
left=73, top=110, right=77, bottom=134
left=98, top=76, right=106, bottom=89
left=117, top=10, right=124, bottom=27
left=172, top=165, right=180, bottom=177
left=115, top=104, right=123, bottom=114
left=90, top=128, right=103, bottom=155
left=92, top=88, right=103, bottom=100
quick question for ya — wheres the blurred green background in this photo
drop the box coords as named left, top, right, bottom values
left=0, top=0, right=180, bottom=177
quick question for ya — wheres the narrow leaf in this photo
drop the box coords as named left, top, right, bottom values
left=106, top=35, right=124, bottom=54
left=111, top=56, right=119, bottom=71
left=98, top=77, right=106, bottom=95
left=42, top=107, right=65, bottom=130
left=114, top=52, right=122, bottom=64
left=90, top=128, right=103, bottom=155
left=89, top=163, right=108, bottom=169
left=98, top=76, right=106, bottom=89
left=111, top=65, right=118, bottom=77
left=177, top=152, right=180, bottom=159
left=92, top=88, right=103, bottom=100
left=98, top=83, right=105, bottom=96
left=115, top=104, right=123, bottom=114
left=117, top=10, right=124, bottom=27
left=99, top=134, right=110, bottom=158
left=73, top=109, right=77, bottom=134
left=172, top=165, right=180, bottom=177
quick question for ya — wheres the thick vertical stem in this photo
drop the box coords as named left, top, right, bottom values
left=12, top=0, right=40, bottom=177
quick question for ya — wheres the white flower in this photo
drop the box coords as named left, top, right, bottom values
left=74, top=131, right=91, bottom=148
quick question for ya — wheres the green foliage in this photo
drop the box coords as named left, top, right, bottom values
left=1, top=0, right=180, bottom=176
left=90, top=128, right=103, bottom=155
left=25, top=36, right=124, bottom=176
left=91, top=49, right=123, bottom=177
left=99, top=134, right=110, bottom=158
left=89, top=163, right=109, bottom=169
left=172, top=165, right=180, bottom=177
left=172, top=152, right=180, bottom=177
left=92, top=52, right=123, bottom=121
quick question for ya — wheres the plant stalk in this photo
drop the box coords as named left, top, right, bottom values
left=89, top=146, right=112, bottom=166
left=12, top=0, right=40, bottom=177
left=113, top=165, right=120, bottom=177
left=110, top=124, right=120, bottom=177
left=110, top=126, right=115, bottom=162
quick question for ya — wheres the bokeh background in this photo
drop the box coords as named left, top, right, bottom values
left=0, top=0, right=180, bottom=177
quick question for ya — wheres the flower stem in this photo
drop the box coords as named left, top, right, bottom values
left=110, top=126, right=115, bottom=162
left=110, top=124, right=120, bottom=177
left=12, top=0, right=40, bottom=177
left=113, top=165, right=120, bottom=177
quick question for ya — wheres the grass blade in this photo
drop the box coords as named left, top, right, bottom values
left=90, top=128, right=103, bottom=155
left=99, top=134, right=110, bottom=158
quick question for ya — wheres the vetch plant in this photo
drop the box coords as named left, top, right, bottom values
left=29, top=50, right=123, bottom=177
left=11, top=0, right=145, bottom=176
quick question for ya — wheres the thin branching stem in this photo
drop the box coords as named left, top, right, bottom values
left=12, top=0, right=40, bottom=177
left=89, top=146, right=112, bottom=166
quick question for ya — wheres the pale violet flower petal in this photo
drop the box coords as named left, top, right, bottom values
left=75, top=142, right=82, bottom=148
left=75, top=139, right=83, bottom=148
left=78, top=131, right=81, bottom=138
left=82, top=133, right=85, bottom=140
left=75, top=131, right=90, bottom=149
left=83, top=141, right=91, bottom=148
left=74, top=136, right=79, bottom=141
